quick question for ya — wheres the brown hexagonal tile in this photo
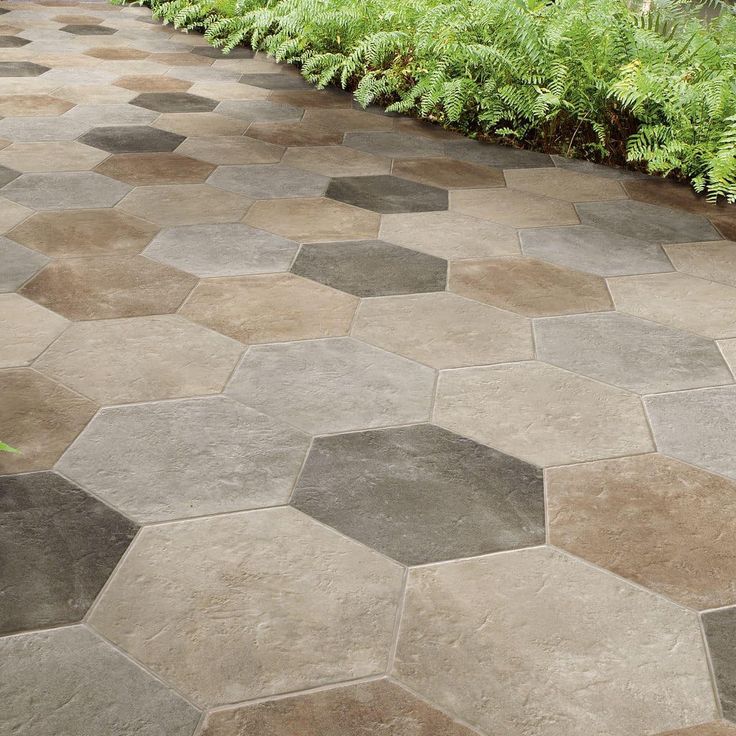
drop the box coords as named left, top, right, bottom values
left=114, top=75, right=192, bottom=93
left=176, top=135, right=284, bottom=165
left=0, top=94, right=73, bottom=116
left=0, top=142, right=108, bottom=172
left=0, top=368, right=97, bottom=473
left=95, top=153, right=215, bottom=185
left=20, top=256, right=197, bottom=320
left=449, top=257, right=612, bottom=316
left=84, top=47, right=149, bottom=61
left=281, top=145, right=391, bottom=177
left=300, top=108, right=393, bottom=133
left=52, top=13, right=103, bottom=24
left=179, top=273, right=358, bottom=344
left=504, top=168, right=627, bottom=202
left=153, top=112, right=248, bottom=138
left=8, top=209, right=158, bottom=258
left=245, top=123, right=344, bottom=147
left=244, top=197, right=380, bottom=242
left=391, top=157, right=505, bottom=189
left=149, top=52, right=213, bottom=67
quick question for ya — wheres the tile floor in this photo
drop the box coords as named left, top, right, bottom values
left=1, top=2, right=736, bottom=734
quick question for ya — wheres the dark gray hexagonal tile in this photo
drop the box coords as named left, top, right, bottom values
left=702, top=606, right=736, bottom=721
left=577, top=200, right=722, bottom=243
left=60, top=24, right=117, bottom=35
left=326, top=174, right=448, bottom=214
left=292, top=424, right=545, bottom=565
left=0, top=35, right=30, bottom=48
left=192, top=44, right=254, bottom=59
left=445, top=139, right=554, bottom=168
left=0, top=164, right=20, bottom=188
left=0, top=62, right=50, bottom=77
left=239, top=72, right=311, bottom=89
left=131, top=91, right=218, bottom=113
left=79, top=125, right=185, bottom=153
left=0, top=472, right=138, bottom=635
left=208, top=164, right=328, bottom=199
left=292, top=239, right=447, bottom=297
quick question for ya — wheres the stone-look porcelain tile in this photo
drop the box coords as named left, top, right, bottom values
left=245, top=198, right=380, bottom=242
left=191, top=44, right=254, bottom=59
left=344, top=131, right=446, bottom=159
left=0, top=141, right=108, bottom=172
left=0, top=472, right=137, bottom=634
left=504, top=167, right=627, bottom=202
left=60, top=23, right=116, bottom=34
left=176, top=135, right=284, bottom=165
left=609, top=272, right=736, bottom=338
left=238, top=72, right=312, bottom=90
left=450, top=258, right=612, bottom=316
left=0, top=368, right=96, bottom=473
left=79, top=124, right=185, bottom=153
left=623, top=177, right=735, bottom=217
left=379, top=211, right=520, bottom=259
left=394, top=547, right=716, bottom=736
left=703, top=608, right=736, bottom=721
left=215, top=99, right=303, bottom=122
left=0, top=237, right=49, bottom=291
left=281, top=145, right=391, bottom=177
left=547, top=454, right=736, bottom=609
left=8, top=208, right=157, bottom=257
left=292, top=240, right=447, bottom=297
left=145, top=223, right=297, bottom=277
left=353, top=292, right=533, bottom=368
left=0, top=34, right=30, bottom=47
left=293, top=424, right=544, bottom=565
left=190, top=81, right=270, bottom=100
left=0, top=93, right=72, bottom=116
left=300, top=108, right=394, bottom=133
left=520, top=224, right=673, bottom=276
left=0, top=197, right=31, bottom=234
left=199, top=680, right=478, bottom=736
left=130, top=91, right=217, bottom=112
left=180, top=273, right=357, bottom=344
left=664, top=240, right=736, bottom=288
left=115, top=74, right=193, bottom=92
left=62, top=103, right=158, bottom=126
left=0, top=626, right=200, bottom=736
left=389, top=156, right=505, bottom=190
left=720, top=339, right=736, bottom=374
left=451, top=189, right=580, bottom=228
left=117, top=184, right=252, bottom=226
left=54, top=83, right=137, bottom=104
left=535, top=312, right=732, bottom=393
left=0, top=293, right=68, bottom=367
left=444, top=139, right=553, bottom=168
left=435, top=362, right=654, bottom=466
left=154, top=110, right=249, bottom=136
left=2, top=171, right=130, bottom=210
left=577, top=200, right=721, bottom=243
left=655, top=724, right=736, bottom=736
left=208, top=163, right=329, bottom=199
left=0, top=61, right=50, bottom=77
left=270, top=89, right=352, bottom=108
left=392, top=117, right=462, bottom=140
left=326, top=174, right=448, bottom=214
left=58, top=396, right=309, bottom=523
left=84, top=46, right=149, bottom=60
left=550, top=155, right=647, bottom=179
left=226, top=337, right=435, bottom=434
left=20, top=255, right=196, bottom=320
left=35, top=315, right=243, bottom=404
left=95, top=152, right=215, bottom=185
left=645, top=385, right=736, bottom=481
left=89, top=507, right=403, bottom=705
left=0, top=116, right=90, bottom=142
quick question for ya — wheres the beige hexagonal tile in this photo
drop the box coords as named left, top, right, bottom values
left=153, top=112, right=248, bottom=138
left=175, top=135, right=284, bottom=165
left=664, top=240, right=736, bottom=288
left=0, top=94, right=73, bottom=116
left=281, top=146, right=391, bottom=178
left=0, top=141, right=108, bottom=172
left=504, top=167, right=627, bottom=202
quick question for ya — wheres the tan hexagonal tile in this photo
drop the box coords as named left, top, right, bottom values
left=84, top=47, right=149, bottom=61
left=664, top=240, right=736, bottom=288
left=391, top=157, right=505, bottom=190
left=94, top=153, right=215, bottom=185
left=114, top=75, right=192, bottom=92
left=281, top=146, right=391, bottom=178
left=153, top=112, right=248, bottom=138
left=0, top=141, right=108, bottom=172
left=0, top=94, right=73, bottom=116
left=175, top=135, right=284, bottom=165
left=504, top=167, right=627, bottom=202
left=300, top=108, right=393, bottom=133
left=0, top=198, right=32, bottom=234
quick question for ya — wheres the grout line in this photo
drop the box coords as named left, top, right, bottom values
left=385, top=566, right=408, bottom=675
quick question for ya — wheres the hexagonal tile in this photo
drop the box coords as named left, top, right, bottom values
left=547, top=454, right=736, bottom=609
left=326, top=174, right=448, bottom=214
left=577, top=200, right=721, bottom=243
left=300, top=108, right=393, bottom=132
left=344, top=131, right=445, bottom=159
left=520, top=224, right=673, bottom=276
left=189, top=81, right=269, bottom=100
left=34, top=315, right=243, bottom=404
left=608, top=272, right=736, bottom=338
left=664, top=240, right=736, bottom=288
left=79, top=125, right=185, bottom=153
left=281, top=145, right=391, bottom=177
left=379, top=211, right=520, bottom=259
left=394, top=548, right=715, bottom=736
left=645, top=386, right=736, bottom=480
left=720, top=339, right=736, bottom=373
left=2, top=172, right=130, bottom=210
left=450, top=257, right=612, bottom=316
left=20, top=255, right=196, bottom=320
left=0, top=293, right=68, bottom=367
left=0, top=141, right=108, bottom=172
left=245, top=197, right=379, bottom=242
left=535, top=312, right=732, bottom=393
left=144, top=222, right=298, bottom=277
left=245, top=121, right=343, bottom=147
left=0, top=237, right=49, bottom=291
left=8, top=209, right=157, bottom=257
left=117, top=184, right=251, bottom=226
left=0, top=626, right=200, bottom=736
left=176, top=134, right=284, bottom=165
left=215, top=99, right=303, bottom=122
left=0, top=61, right=50, bottom=77
left=0, top=198, right=31, bottom=234
left=225, top=337, right=435, bottom=434
left=0, top=116, right=90, bottom=142
left=654, top=725, right=736, bottom=735
left=58, top=396, right=309, bottom=523
left=208, top=163, right=328, bottom=199
left=198, top=680, right=476, bottom=736
left=0, top=162, right=20, bottom=187
left=60, top=24, right=116, bottom=35
left=0, top=94, right=73, bottom=116
left=0, top=369, right=96, bottom=473
left=451, top=189, right=579, bottom=227
left=192, top=44, right=253, bottom=59
left=84, top=46, right=150, bottom=60
left=435, top=361, right=654, bottom=466
left=130, top=91, right=218, bottom=112
left=293, top=424, right=544, bottom=565
left=180, top=273, right=357, bottom=343
left=352, top=292, right=532, bottom=368
left=702, top=607, right=736, bottom=722
left=62, top=103, right=157, bottom=126
left=89, top=507, right=403, bottom=705
left=153, top=112, right=248, bottom=137
left=504, top=167, right=627, bottom=201
left=0, top=35, right=30, bottom=47
left=445, top=138, right=553, bottom=168
left=114, top=74, right=192, bottom=92
left=0, top=472, right=137, bottom=635
left=391, top=157, right=505, bottom=189
left=94, top=152, right=214, bottom=185
left=239, top=72, right=312, bottom=89
left=292, top=240, right=447, bottom=297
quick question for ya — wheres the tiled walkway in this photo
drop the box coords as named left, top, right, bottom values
left=2, top=2, right=736, bottom=734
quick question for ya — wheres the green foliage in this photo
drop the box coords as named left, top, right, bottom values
left=118, top=0, right=736, bottom=201
left=0, top=442, right=19, bottom=454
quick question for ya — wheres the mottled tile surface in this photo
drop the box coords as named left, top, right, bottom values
left=702, top=607, right=736, bottom=721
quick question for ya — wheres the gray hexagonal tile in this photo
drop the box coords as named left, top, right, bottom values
left=131, top=91, right=218, bottom=112
left=343, top=132, right=445, bottom=159
left=215, top=99, right=303, bottom=122
left=0, top=62, right=50, bottom=77
left=445, top=138, right=554, bottom=168
left=208, top=163, right=328, bottom=199
left=239, top=72, right=311, bottom=90
left=0, top=237, right=50, bottom=291
left=79, top=125, right=185, bottom=153
left=326, top=174, right=448, bottom=214
left=60, top=24, right=116, bottom=35
left=2, top=172, right=130, bottom=210
left=0, top=35, right=30, bottom=48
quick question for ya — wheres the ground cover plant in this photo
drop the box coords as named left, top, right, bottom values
left=117, top=0, right=736, bottom=201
